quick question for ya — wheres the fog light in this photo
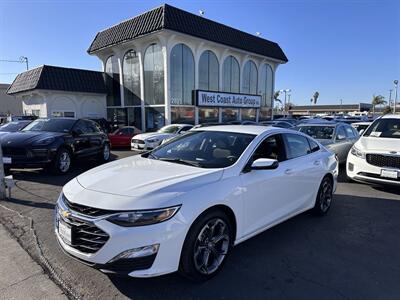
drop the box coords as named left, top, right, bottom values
left=107, top=244, right=159, bottom=264
left=348, top=162, right=354, bottom=171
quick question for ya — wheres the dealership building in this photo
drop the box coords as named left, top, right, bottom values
left=7, top=4, right=288, bottom=131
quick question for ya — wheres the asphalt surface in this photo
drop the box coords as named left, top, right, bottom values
left=0, top=150, right=399, bottom=300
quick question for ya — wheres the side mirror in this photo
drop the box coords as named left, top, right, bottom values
left=336, top=134, right=346, bottom=141
left=72, top=129, right=83, bottom=137
left=358, top=129, right=365, bottom=135
left=179, top=130, right=187, bottom=134
left=251, top=158, right=279, bottom=170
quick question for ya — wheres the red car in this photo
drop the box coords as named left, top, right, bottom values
left=108, top=126, right=141, bottom=149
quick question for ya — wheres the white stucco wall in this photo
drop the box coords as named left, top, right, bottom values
left=19, top=90, right=106, bottom=119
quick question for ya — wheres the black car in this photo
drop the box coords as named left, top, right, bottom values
left=0, top=120, right=31, bottom=136
left=0, top=118, right=110, bottom=174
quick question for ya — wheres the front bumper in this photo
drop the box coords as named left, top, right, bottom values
left=347, top=152, right=400, bottom=186
left=131, top=140, right=160, bottom=151
left=54, top=196, right=188, bottom=277
left=2, top=147, right=57, bottom=168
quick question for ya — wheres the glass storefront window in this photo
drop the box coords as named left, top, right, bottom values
left=259, top=107, right=272, bottom=121
left=259, top=64, right=273, bottom=107
left=222, top=56, right=240, bottom=93
left=107, top=107, right=127, bottom=129
left=198, top=50, right=219, bottom=91
left=123, top=50, right=141, bottom=106
left=127, top=107, right=142, bottom=130
left=145, top=106, right=165, bottom=131
left=222, top=108, right=239, bottom=122
left=171, top=107, right=195, bottom=124
left=105, top=56, right=121, bottom=106
left=198, top=107, right=219, bottom=124
left=170, top=44, right=195, bottom=105
left=241, top=108, right=256, bottom=121
left=144, top=44, right=164, bottom=105
left=242, top=61, right=258, bottom=94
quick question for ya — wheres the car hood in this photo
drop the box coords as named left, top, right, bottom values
left=64, top=155, right=223, bottom=210
left=0, top=131, right=66, bottom=147
left=357, top=137, right=400, bottom=153
left=133, top=132, right=175, bottom=141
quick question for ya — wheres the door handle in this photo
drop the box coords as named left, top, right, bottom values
left=313, top=160, right=321, bottom=166
left=285, top=169, right=293, bottom=175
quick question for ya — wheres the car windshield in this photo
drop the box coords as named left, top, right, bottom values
left=0, top=121, right=29, bottom=132
left=298, top=126, right=335, bottom=140
left=158, top=125, right=180, bottom=134
left=148, top=131, right=255, bottom=168
left=363, top=118, right=400, bottom=138
left=22, top=119, right=76, bottom=133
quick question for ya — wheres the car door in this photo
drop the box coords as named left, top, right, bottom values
left=84, top=120, right=103, bottom=155
left=71, top=120, right=91, bottom=157
left=281, top=133, right=324, bottom=212
left=240, top=134, right=294, bottom=236
left=330, top=125, right=349, bottom=163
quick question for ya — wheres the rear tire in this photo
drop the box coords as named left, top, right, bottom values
left=51, top=148, right=71, bottom=174
left=179, top=210, right=233, bottom=282
left=312, top=176, right=333, bottom=216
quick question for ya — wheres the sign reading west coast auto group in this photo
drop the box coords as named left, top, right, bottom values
left=196, top=90, right=261, bottom=108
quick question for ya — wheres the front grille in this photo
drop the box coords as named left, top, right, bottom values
left=2, top=146, right=26, bottom=157
left=60, top=215, right=109, bottom=254
left=366, top=154, right=400, bottom=169
left=132, top=139, right=145, bottom=145
left=63, top=196, right=119, bottom=217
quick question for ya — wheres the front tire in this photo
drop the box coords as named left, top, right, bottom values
left=312, top=176, right=333, bottom=216
left=179, top=210, right=232, bottom=282
left=99, top=143, right=111, bottom=162
left=51, top=148, right=71, bottom=174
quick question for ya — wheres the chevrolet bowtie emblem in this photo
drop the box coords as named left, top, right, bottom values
left=61, top=209, right=71, bottom=218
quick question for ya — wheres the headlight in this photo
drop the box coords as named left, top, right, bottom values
left=350, top=146, right=365, bottom=158
left=147, top=138, right=159, bottom=143
left=33, top=137, right=56, bottom=146
left=106, top=206, right=181, bottom=227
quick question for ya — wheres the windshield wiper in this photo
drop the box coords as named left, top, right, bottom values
left=158, top=157, right=202, bottom=167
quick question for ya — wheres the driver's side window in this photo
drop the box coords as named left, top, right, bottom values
left=252, top=134, right=285, bottom=162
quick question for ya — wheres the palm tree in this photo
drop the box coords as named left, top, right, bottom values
left=371, top=94, right=386, bottom=115
left=312, top=91, right=319, bottom=105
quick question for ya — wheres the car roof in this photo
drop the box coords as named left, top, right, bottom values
left=381, top=114, right=400, bottom=119
left=297, top=121, right=338, bottom=127
left=167, top=124, right=193, bottom=127
left=192, top=125, right=290, bottom=135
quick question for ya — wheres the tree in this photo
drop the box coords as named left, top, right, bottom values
left=371, top=94, right=386, bottom=115
left=312, top=91, right=319, bottom=104
left=382, top=105, right=392, bottom=115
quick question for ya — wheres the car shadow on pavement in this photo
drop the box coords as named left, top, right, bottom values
left=106, top=194, right=400, bottom=300
left=1, top=196, right=55, bottom=210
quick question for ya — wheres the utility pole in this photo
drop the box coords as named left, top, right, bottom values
left=0, top=146, right=6, bottom=200
left=394, top=80, right=398, bottom=114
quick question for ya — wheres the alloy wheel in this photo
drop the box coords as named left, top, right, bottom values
left=320, top=179, right=333, bottom=212
left=59, top=151, right=71, bottom=173
left=103, top=144, right=110, bottom=161
left=193, top=218, right=230, bottom=275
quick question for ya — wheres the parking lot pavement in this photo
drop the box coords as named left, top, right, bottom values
left=0, top=151, right=399, bottom=300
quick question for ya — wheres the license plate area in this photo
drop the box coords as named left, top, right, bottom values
left=381, top=169, right=399, bottom=179
left=2, top=157, right=11, bottom=164
left=58, top=220, right=72, bottom=245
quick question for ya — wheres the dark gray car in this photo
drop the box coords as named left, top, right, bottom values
left=296, top=122, right=359, bottom=163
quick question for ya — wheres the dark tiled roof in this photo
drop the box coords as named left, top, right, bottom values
left=88, top=4, right=288, bottom=62
left=7, top=65, right=107, bottom=95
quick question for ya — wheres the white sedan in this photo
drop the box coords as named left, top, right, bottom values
left=131, top=124, right=193, bottom=151
left=55, top=126, right=338, bottom=281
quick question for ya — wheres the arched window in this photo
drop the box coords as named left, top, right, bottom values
left=123, top=50, right=141, bottom=106
left=144, top=43, right=164, bottom=105
left=222, top=56, right=240, bottom=93
left=259, top=64, right=273, bottom=107
left=198, top=50, right=219, bottom=91
left=105, top=55, right=121, bottom=106
left=170, top=44, right=195, bottom=105
left=242, top=60, right=257, bottom=94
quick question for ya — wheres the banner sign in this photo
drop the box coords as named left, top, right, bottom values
left=195, top=90, right=261, bottom=108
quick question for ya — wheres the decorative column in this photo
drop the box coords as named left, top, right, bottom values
left=138, top=48, right=146, bottom=132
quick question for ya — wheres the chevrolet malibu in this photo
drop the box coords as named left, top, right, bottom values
left=55, top=126, right=338, bottom=281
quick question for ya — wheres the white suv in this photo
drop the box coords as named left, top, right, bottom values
left=347, top=115, right=400, bottom=186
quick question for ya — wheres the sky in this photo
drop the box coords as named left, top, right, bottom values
left=0, top=0, right=399, bottom=105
